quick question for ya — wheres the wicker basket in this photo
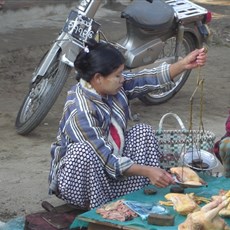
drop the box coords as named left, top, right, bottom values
left=154, top=113, right=216, bottom=170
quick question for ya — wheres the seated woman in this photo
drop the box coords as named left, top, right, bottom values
left=48, top=39, right=207, bottom=210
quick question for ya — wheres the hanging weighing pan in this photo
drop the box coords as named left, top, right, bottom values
left=173, top=175, right=208, bottom=188
left=180, top=149, right=218, bottom=171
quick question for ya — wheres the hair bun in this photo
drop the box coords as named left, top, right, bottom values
left=85, top=38, right=99, bottom=50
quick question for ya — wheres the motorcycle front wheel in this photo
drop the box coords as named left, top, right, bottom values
left=138, top=33, right=196, bottom=105
left=15, top=54, right=71, bottom=135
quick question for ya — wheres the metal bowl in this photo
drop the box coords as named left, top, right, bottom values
left=180, top=149, right=218, bottom=171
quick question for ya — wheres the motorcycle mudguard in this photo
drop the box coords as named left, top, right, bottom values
left=32, top=39, right=79, bottom=83
left=31, top=43, right=61, bottom=83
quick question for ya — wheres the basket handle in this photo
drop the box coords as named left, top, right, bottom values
left=158, top=112, right=187, bottom=133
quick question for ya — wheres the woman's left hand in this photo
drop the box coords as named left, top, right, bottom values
left=183, top=47, right=207, bottom=69
left=169, top=47, right=207, bottom=80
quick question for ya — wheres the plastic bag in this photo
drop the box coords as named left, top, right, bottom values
left=123, top=200, right=169, bottom=220
left=0, top=217, right=25, bottom=230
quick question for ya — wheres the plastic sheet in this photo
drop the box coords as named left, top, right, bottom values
left=71, top=175, right=230, bottom=229
left=123, top=200, right=169, bottom=220
left=0, top=217, right=25, bottom=230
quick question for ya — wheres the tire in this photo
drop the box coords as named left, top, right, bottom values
left=15, top=54, right=71, bottom=135
left=138, top=33, right=197, bottom=105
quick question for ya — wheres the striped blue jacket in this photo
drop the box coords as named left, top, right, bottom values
left=49, top=63, right=172, bottom=186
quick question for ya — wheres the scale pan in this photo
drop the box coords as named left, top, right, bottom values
left=173, top=176, right=208, bottom=188
left=180, top=149, right=218, bottom=171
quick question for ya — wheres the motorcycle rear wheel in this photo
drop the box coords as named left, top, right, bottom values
left=15, top=54, right=71, bottom=135
left=138, top=33, right=196, bottom=105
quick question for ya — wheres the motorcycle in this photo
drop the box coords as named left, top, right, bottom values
left=15, top=0, right=212, bottom=135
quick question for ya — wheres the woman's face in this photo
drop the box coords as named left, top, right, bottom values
left=98, top=64, right=125, bottom=96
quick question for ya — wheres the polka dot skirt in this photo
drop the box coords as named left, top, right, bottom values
left=57, top=123, right=162, bottom=209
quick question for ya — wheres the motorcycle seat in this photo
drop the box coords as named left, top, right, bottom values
left=121, top=0, right=174, bottom=30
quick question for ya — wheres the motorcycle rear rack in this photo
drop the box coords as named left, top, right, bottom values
left=165, top=0, right=208, bottom=20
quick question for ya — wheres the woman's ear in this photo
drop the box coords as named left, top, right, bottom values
left=93, top=73, right=103, bottom=84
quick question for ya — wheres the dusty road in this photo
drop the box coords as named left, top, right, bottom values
left=0, top=0, right=229, bottom=222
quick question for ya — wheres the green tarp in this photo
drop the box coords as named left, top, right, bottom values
left=71, top=175, right=230, bottom=229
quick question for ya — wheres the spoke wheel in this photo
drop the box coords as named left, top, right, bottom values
left=138, top=33, right=197, bottom=105
left=15, top=55, right=71, bottom=135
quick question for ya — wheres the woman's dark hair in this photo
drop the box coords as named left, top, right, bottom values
left=74, top=39, right=125, bottom=82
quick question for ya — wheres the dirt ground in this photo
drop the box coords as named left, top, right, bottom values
left=0, top=0, right=229, bottom=223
